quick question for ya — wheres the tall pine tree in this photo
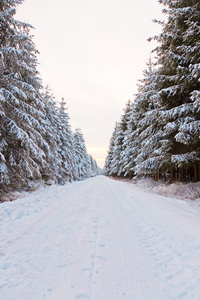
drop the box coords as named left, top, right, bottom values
left=0, top=0, right=49, bottom=191
left=58, top=98, right=78, bottom=182
left=149, top=0, right=200, bottom=181
left=105, top=0, right=200, bottom=182
left=73, top=128, right=90, bottom=180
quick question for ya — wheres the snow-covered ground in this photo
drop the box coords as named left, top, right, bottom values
left=134, top=178, right=200, bottom=201
left=1, top=175, right=200, bottom=300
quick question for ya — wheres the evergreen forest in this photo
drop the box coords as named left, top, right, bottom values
left=0, top=0, right=100, bottom=197
left=105, top=0, right=200, bottom=183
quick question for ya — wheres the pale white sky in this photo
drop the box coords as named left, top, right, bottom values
left=16, top=0, right=164, bottom=168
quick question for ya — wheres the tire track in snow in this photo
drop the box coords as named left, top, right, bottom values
left=60, top=177, right=168, bottom=300
left=55, top=180, right=110, bottom=300
left=0, top=178, right=100, bottom=299
left=0, top=178, right=94, bottom=254
left=109, top=179, right=200, bottom=299
left=1, top=176, right=200, bottom=299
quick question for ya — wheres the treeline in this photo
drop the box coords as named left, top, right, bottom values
left=105, top=0, right=200, bottom=183
left=0, top=0, right=100, bottom=195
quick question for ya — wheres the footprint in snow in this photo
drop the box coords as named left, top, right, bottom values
left=1, top=262, right=12, bottom=270
left=80, top=268, right=91, bottom=278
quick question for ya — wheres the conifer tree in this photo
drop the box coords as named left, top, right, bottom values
left=0, top=0, right=49, bottom=190
left=0, top=0, right=100, bottom=195
left=73, top=128, right=90, bottom=180
left=113, top=100, right=132, bottom=177
left=88, top=155, right=101, bottom=176
left=149, top=0, right=200, bottom=181
left=104, top=123, right=119, bottom=176
left=105, top=0, right=200, bottom=182
left=131, top=59, right=165, bottom=180
left=58, top=98, right=78, bottom=182
left=119, top=106, right=137, bottom=178
left=42, top=86, right=63, bottom=182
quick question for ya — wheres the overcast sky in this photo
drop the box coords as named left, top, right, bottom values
left=16, top=0, right=164, bottom=168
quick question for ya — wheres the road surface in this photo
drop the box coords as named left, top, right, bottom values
left=1, top=176, right=200, bottom=299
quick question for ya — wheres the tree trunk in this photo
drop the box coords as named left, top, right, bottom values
left=194, top=162, right=198, bottom=182
left=169, top=167, right=174, bottom=183
left=155, top=170, right=158, bottom=181
left=198, top=161, right=200, bottom=182
left=163, top=172, right=166, bottom=182
left=176, top=167, right=178, bottom=181
left=180, top=166, right=184, bottom=182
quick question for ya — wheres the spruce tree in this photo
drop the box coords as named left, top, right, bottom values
left=73, top=128, right=90, bottom=180
left=58, top=98, right=78, bottom=182
left=132, top=59, right=165, bottom=180
left=105, top=0, right=200, bottom=182
left=149, top=0, right=200, bottom=181
left=42, top=86, right=63, bottom=182
left=88, top=155, right=101, bottom=176
left=0, top=0, right=49, bottom=191
left=113, top=100, right=132, bottom=177
left=104, top=123, right=119, bottom=176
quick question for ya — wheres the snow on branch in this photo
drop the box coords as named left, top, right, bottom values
left=171, top=152, right=198, bottom=165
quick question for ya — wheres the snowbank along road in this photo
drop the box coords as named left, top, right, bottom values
left=1, top=175, right=200, bottom=299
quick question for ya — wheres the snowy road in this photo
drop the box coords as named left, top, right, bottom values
left=1, top=176, right=200, bottom=300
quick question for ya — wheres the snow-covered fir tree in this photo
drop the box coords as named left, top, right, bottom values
left=0, top=0, right=49, bottom=191
left=105, top=0, right=200, bottom=182
left=88, top=155, right=101, bottom=177
left=131, top=58, right=165, bottom=180
left=104, top=122, right=119, bottom=176
left=57, top=98, right=78, bottom=183
left=148, top=0, right=200, bottom=181
left=119, top=101, right=139, bottom=178
left=41, top=86, right=63, bottom=182
left=73, top=129, right=101, bottom=180
left=0, top=1, right=100, bottom=195
left=109, top=100, right=132, bottom=177
left=73, top=128, right=90, bottom=180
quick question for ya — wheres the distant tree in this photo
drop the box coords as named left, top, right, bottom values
left=104, top=123, right=119, bottom=176
left=73, top=128, right=90, bottom=180
left=58, top=98, right=78, bottom=182
left=120, top=110, right=138, bottom=178
left=42, top=86, right=63, bottom=182
left=88, top=155, right=101, bottom=176
left=110, top=100, right=132, bottom=177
